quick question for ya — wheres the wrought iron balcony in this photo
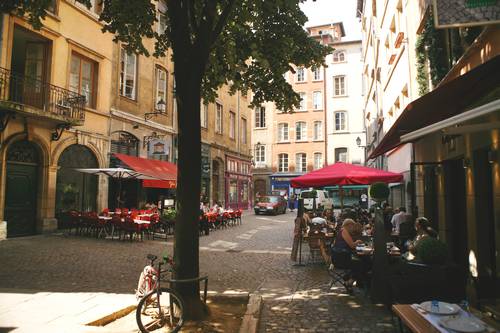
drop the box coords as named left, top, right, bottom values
left=0, top=67, right=86, bottom=126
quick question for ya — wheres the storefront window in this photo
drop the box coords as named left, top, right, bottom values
left=56, top=144, right=98, bottom=214
left=229, top=180, right=238, bottom=203
left=241, top=181, right=248, bottom=203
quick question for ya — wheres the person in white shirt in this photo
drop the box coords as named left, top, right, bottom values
left=391, top=207, right=406, bottom=234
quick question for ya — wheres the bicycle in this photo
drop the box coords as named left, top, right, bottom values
left=135, top=254, right=185, bottom=333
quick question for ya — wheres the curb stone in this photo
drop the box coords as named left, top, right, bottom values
left=239, top=293, right=263, bottom=333
left=86, top=305, right=136, bottom=327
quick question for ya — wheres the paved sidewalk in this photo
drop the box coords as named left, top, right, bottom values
left=0, top=288, right=135, bottom=333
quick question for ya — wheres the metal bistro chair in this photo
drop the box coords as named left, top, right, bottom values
left=307, top=231, right=326, bottom=264
left=328, top=248, right=353, bottom=293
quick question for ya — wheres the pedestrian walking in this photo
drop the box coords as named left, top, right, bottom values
left=289, top=193, right=297, bottom=212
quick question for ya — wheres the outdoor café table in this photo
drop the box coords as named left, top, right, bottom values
left=392, top=304, right=498, bottom=333
left=392, top=304, right=441, bottom=333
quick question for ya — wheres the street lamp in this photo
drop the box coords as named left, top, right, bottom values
left=145, top=99, right=167, bottom=120
left=356, top=136, right=367, bottom=165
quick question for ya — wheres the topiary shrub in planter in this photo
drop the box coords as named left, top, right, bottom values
left=416, top=237, right=448, bottom=265
left=369, top=182, right=390, bottom=204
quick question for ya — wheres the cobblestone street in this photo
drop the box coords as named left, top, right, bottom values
left=0, top=211, right=394, bottom=332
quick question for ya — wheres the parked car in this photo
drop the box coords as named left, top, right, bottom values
left=254, top=195, right=287, bottom=215
left=299, top=190, right=333, bottom=211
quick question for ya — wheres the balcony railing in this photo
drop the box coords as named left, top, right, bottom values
left=0, top=67, right=85, bottom=125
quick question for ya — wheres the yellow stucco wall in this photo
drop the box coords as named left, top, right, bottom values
left=0, top=2, right=115, bottom=229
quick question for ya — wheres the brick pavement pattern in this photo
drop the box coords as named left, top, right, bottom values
left=0, top=211, right=394, bottom=332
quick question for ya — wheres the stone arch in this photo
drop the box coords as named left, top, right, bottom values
left=110, top=131, right=140, bottom=158
left=55, top=144, right=99, bottom=214
left=1, top=132, right=50, bottom=168
left=52, top=136, right=106, bottom=169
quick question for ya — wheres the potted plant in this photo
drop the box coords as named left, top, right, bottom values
left=369, top=182, right=390, bottom=205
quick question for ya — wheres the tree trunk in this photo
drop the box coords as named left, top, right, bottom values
left=370, top=206, right=390, bottom=304
left=173, top=72, right=205, bottom=320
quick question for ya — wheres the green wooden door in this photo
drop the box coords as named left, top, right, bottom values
left=5, top=140, right=39, bottom=237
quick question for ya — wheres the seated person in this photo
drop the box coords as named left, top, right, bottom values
left=407, top=216, right=438, bottom=257
left=398, top=213, right=416, bottom=252
left=331, top=219, right=365, bottom=290
left=322, top=209, right=335, bottom=223
left=309, top=213, right=327, bottom=235
left=362, top=222, right=374, bottom=236
left=311, top=214, right=327, bottom=226
left=303, top=211, right=313, bottom=226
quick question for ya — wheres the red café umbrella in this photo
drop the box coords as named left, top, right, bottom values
left=291, top=162, right=403, bottom=188
left=291, top=162, right=403, bottom=208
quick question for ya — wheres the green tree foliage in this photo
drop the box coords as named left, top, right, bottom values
left=415, top=9, right=483, bottom=96
left=415, top=12, right=449, bottom=94
left=2, top=0, right=331, bottom=318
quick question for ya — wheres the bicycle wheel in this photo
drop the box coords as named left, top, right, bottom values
left=136, top=287, right=185, bottom=333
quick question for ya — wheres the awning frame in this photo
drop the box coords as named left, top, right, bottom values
left=400, top=98, right=500, bottom=143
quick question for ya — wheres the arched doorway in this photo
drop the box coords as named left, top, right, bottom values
left=5, top=140, right=40, bottom=237
left=109, top=131, right=140, bottom=209
left=55, top=144, right=98, bottom=215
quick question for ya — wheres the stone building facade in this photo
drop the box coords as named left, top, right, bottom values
left=0, top=0, right=251, bottom=239
left=251, top=22, right=364, bottom=197
left=0, top=2, right=115, bottom=237
left=201, top=86, right=252, bottom=210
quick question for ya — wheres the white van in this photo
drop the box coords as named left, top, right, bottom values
left=299, top=190, right=333, bottom=211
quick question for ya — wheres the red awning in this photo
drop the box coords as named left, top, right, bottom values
left=114, top=153, right=177, bottom=189
left=368, top=55, right=500, bottom=160
left=290, top=162, right=403, bottom=188
left=142, top=179, right=177, bottom=189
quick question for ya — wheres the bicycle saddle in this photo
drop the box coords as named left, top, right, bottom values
left=147, top=254, right=158, bottom=261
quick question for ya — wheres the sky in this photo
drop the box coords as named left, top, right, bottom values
left=300, top=0, right=362, bottom=41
